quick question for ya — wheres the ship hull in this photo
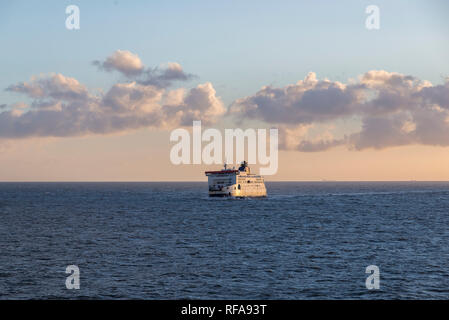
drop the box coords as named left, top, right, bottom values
left=208, top=194, right=267, bottom=198
left=208, top=183, right=267, bottom=198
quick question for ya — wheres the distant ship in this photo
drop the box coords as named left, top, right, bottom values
left=205, top=161, right=267, bottom=197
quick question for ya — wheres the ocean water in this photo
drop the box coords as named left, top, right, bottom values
left=0, top=181, right=449, bottom=299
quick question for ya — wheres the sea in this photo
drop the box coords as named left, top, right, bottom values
left=0, top=182, right=448, bottom=299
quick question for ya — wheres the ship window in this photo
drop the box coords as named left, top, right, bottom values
left=238, top=184, right=241, bottom=190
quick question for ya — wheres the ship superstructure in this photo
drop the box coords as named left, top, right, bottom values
left=205, top=161, right=267, bottom=197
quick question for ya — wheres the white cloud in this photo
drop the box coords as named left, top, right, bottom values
left=230, top=71, right=449, bottom=151
left=1, top=74, right=224, bottom=138
left=7, top=73, right=90, bottom=101
left=3, top=61, right=449, bottom=152
left=93, top=51, right=195, bottom=87
left=93, top=50, right=144, bottom=76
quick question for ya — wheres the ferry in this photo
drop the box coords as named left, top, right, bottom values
left=205, top=161, right=267, bottom=197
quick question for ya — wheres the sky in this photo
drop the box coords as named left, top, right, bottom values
left=0, top=0, right=449, bottom=181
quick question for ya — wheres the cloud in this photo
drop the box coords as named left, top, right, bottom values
left=230, top=72, right=360, bottom=125
left=164, top=82, right=226, bottom=126
left=93, top=51, right=195, bottom=87
left=0, top=50, right=223, bottom=139
left=6, top=73, right=90, bottom=101
left=0, top=74, right=225, bottom=139
left=418, top=82, right=449, bottom=109
left=231, top=71, right=449, bottom=151
left=138, top=62, right=196, bottom=88
left=349, top=114, right=414, bottom=150
left=93, top=50, right=144, bottom=77
left=3, top=63, right=449, bottom=153
left=297, top=138, right=346, bottom=152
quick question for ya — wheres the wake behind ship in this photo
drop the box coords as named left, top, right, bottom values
left=205, top=161, right=267, bottom=197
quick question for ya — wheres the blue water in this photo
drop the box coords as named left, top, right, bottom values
left=1, top=182, right=449, bottom=299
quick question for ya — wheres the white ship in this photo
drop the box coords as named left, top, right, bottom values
left=205, top=161, right=267, bottom=197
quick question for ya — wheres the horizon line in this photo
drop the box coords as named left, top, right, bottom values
left=1, top=180, right=449, bottom=183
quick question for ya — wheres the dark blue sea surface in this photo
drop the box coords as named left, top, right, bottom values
left=1, top=182, right=449, bottom=299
